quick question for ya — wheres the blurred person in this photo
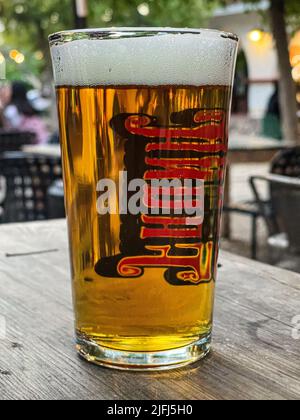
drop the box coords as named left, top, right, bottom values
left=262, top=82, right=283, bottom=140
left=1, top=81, right=50, bottom=144
left=0, top=84, right=11, bottom=128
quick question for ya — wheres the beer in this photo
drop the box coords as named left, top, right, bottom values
left=50, top=29, right=238, bottom=369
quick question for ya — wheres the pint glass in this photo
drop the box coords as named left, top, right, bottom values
left=49, top=29, right=238, bottom=370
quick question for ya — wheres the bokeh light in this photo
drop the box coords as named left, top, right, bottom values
left=248, top=29, right=264, bottom=43
left=14, top=53, right=25, bottom=64
left=34, top=51, right=44, bottom=61
left=15, top=5, right=25, bottom=14
left=292, top=64, right=300, bottom=83
left=102, top=8, right=113, bottom=23
left=9, top=49, right=19, bottom=60
left=137, top=3, right=150, bottom=17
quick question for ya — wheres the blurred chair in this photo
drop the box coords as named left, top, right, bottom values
left=47, top=179, right=65, bottom=219
left=224, top=147, right=300, bottom=259
left=271, top=147, right=300, bottom=178
left=250, top=174, right=300, bottom=257
left=223, top=201, right=261, bottom=260
left=0, top=152, right=62, bottom=223
left=0, top=131, right=36, bottom=154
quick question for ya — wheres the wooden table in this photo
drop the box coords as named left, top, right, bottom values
left=228, top=134, right=293, bottom=165
left=0, top=220, right=299, bottom=400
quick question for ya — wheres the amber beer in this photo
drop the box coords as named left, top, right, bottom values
left=50, top=29, right=238, bottom=370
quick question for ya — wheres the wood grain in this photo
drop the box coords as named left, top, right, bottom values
left=0, top=220, right=299, bottom=400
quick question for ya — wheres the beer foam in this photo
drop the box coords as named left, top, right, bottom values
left=50, top=29, right=238, bottom=87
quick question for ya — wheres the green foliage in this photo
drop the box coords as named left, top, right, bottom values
left=0, top=0, right=299, bottom=82
left=0, top=0, right=73, bottom=43
left=4, top=51, right=43, bottom=81
left=0, top=0, right=220, bottom=36
left=285, top=0, right=300, bottom=33
left=0, top=0, right=72, bottom=81
left=90, top=0, right=218, bottom=27
left=0, top=0, right=218, bottom=81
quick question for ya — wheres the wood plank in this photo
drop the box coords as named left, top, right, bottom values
left=0, top=220, right=299, bottom=400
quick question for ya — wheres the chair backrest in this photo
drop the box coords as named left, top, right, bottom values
left=270, top=147, right=300, bottom=246
left=271, top=147, right=300, bottom=178
left=0, top=131, right=36, bottom=154
left=269, top=175, right=300, bottom=253
left=0, top=152, right=62, bottom=223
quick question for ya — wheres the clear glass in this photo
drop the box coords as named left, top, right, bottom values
left=50, top=28, right=238, bottom=370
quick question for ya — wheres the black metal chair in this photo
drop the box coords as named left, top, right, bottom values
left=223, top=201, right=261, bottom=259
left=0, top=131, right=36, bottom=154
left=250, top=174, right=300, bottom=255
left=224, top=147, right=300, bottom=259
left=47, top=179, right=65, bottom=219
left=0, top=152, right=62, bottom=223
left=271, top=147, right=300, bottom=178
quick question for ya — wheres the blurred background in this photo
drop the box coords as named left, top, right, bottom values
left=0, top=0, right=300, bottom=271
left=0, top=1, right=299, bottom=129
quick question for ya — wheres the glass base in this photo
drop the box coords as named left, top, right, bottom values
left=76, top=332, right=211, bottom=371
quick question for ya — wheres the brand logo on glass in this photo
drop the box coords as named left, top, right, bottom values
left=95, top=109, right=226, bottom=286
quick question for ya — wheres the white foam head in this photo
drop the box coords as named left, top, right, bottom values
left=50, top=28, right=238, bottom=87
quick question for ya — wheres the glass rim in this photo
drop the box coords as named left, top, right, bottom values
left=49, top=27, right=239, bottom=46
